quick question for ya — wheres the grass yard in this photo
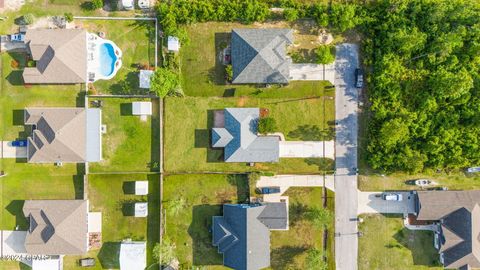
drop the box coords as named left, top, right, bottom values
left=163, top=174, right=248, bottom=269
left=164, top=96, right=334, bottom=173
left=270, top=188, right=334, bottom=270
left=181, top=22, right=333, bottom=97
left=0, top=52, right=82, bottom=140
left=81, top=19, right=156, bottom=95
left=63, top=173, right=160, bottom=270
left=358, top=214, right=442, bottom=270
left=88, top=97, right=160, bottom=173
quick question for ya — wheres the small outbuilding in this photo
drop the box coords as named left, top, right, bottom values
left=134, top=202, right=148, bottom=217
left=168, top=36, right=180, bottom=52
left=135, top=181, right=149, bottom=195
left=132, top=102, right=152, bottom=116
left=119, top=241, right=146, bottom=270
left=139, top=69, right=154, bottom=89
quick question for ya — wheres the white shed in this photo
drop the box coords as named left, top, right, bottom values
left=168, top=36, right=180, bottom=52
left=135, top=181, right=149, bottom=195
left=139, top=69, right=154, bottom=89
left=119, top=241, right=146, bottom=270
left=134, top=202, right=148, bottom=217
left=132, top=102, right=152, bottom=116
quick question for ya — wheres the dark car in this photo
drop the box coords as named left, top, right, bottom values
left=12, top=140, right=27, bottom=147
left=259, top=186, right=281, bottom=194
left=355, top=68, right=364, bottom=88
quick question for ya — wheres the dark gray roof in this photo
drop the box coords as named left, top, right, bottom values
left=211, top=108, right=279, bottom=163
left=258, top=202, right=288, bottom=230
left=212, top=204, right=272, bottom=270
left=231, top=28, right=293, bottom=84
left=417, top=191, right=480, bottom=269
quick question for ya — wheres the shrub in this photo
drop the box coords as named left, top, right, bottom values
left=64, top=12, right=73, bottom=23
left=305, top=248, right=328, bottom=270
left=92, top=0, right=103, bottom=9
left=153, top=237, right=177, bottom=265
left=283, top=8, right=299, bottom=22
left=27, top=60, right=36, bottom=67
left=305, top=206, right=333, bottom=229
left=10, top=60, right=19, bottom=69
left=225, top=64, right=233, bottom=82
left=315, top=45, right=335, bottom=64
left=150, top=68, right=181, bottom=98
left=258, top=117, right=277, bottom=134
left=22, top=14, right=34, bottom=25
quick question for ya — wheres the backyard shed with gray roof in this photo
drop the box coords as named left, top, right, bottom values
left=24, top=107, right=102, bottom=163
left=212, top=203, right=288, bottom=270
left=212, top=108, right=279, bottom=163
left=23, top=29, right=87, bottom=84
left=416, top=191, right=480, bottom=269
left=231, top=28, right=293, bottom=84
left=23, top=200, right=88, bottom=255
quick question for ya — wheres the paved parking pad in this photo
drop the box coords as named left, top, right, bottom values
left=357, top=191, right=417, bottom=215
left=279, top=140, right=334, bottom=159
left=1, top=141, right=28, bottom=158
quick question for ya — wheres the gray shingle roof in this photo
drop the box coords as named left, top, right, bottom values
left=417, top=191, right=480, bottom=269
left=231, top=29, right=293, bottom=84
left=212, top=108, right=279, bottom=163
left=23, top=200, right=88, bottom=255
left=23, top=29, right=87, bottom=84
left=212, top=204, right=271, bottom=270
left=258, top=202, right=288, bottom=230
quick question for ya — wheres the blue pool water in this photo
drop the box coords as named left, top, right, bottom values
left=98, top=43, right=117, bottom=77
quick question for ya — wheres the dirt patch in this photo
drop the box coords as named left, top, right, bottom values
left=237, top=96, right=248, bottom=107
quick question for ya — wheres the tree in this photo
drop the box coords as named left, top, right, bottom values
left=305, top=206, right=333, bottom=229
left=283, top=8, right=299, bottom=22
left=22, top=14, right=34, bottom=25
left=315, top=45, right=335, bottom=64
left=225, top=64, right=233, bottom=82
left=64, top=12, right=73, bottom=23
left=258, top=117, right=277, bottom=134
left=305, top=248, right=328, bottom=270
left=153, top=237, right=176, bottom=265
left=92, top=0, right=103, bottom=9
left=329, top=4, right=357, bottom=32
left=150, top=68, right=181, bottom=98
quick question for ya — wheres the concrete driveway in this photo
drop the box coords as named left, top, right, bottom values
left=1, top=230, right=27, bottom=255
left=279, top=140, right=334, bottom=159
left=289, top=64, right=323, bottom=80
left=1, top=141, right=28, bottom=158
left=357, top=192, right=417, bottom=215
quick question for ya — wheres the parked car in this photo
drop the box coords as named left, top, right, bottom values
left=122, top=0, right=134, bottom=10
left=79, top=257, right=95, bottom=267
left=12, top=140, right=27, bottom=147
left=382, top=193, right=403, bottom=201
left=415, top=179, right=433, bottom=187
left=10, top=33, right=25, bottom=42
left=355, top=68, right=364, bottom=88
left=467, top=167, right=480, bottom=173
left=259, top=186, right=281, bottom=194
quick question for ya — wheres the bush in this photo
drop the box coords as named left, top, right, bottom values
left=27, top=60, right=36, bottom=67
left=258, top=117, right=277, bottom=134
left=283, top=8, right=299, bottom=22
left=92, top=0, right=103, bottom=9
left=225, top=64, right=233, bottom=82
left=64, top=12, right=73, bottom=23
left=150, top=68, right=181, bottom=98
left=22, top=14, right=34, bottom=25
left=315, top=45, right=335, bottom=64
left=305, top=206, right=333, bottom=229
left=153, top=237, right=177, bottom=265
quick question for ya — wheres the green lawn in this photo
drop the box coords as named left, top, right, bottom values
left=88, top=97, right=160, bottom=173
left=63, top=173, right=161, bottom=270
left=81, top=19, right=156, bottom=95
left=0, top=52, right=82, bottom=140
left=358, top=214, right=442, bottom=270
left=270, top=188, right=334, bottom=270
left=164, top=96, right=334, bottom=173
left=181, top=22, right=333, bottom=97
left=163, top=174, right=247, bottom=269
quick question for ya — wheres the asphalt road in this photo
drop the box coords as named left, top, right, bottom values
left=334, top=43, right=360, bottom=270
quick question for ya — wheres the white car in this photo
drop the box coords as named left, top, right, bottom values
left=122, top=0, right=134, bottom=10
left=382, top=193, right=403, bottom=201
left=10, top=33, right=25, bottom=42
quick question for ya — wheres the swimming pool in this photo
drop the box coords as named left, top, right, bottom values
left=98, top=43, right=117, bottom=77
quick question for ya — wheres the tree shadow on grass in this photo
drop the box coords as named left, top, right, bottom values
left=5, top=200, right=28, bottom=230
left=98, top=242, right=121, bottom=269
left=289, top=202, right=308, bottom=226
left=271, top=245, right=308, bottom=270
left=393, top=227, right=441, bottom=266
left=110, top=72, right=144, bottom=95
left=188, top=204, right=223, bottom=266
left=304, top=158, right=334, bottom=172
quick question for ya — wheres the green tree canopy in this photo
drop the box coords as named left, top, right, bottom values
left=258, top=117, right=277, bottom=134
left=150, top=68, right=181, bottom=98
left=315, top=45, right=335, bottom=64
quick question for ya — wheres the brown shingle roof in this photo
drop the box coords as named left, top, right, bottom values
left=23, top=29, right=87, bottom=84
left=25, top=108, right=86, bottom=163
left=23, top=200, right=88, bottom=255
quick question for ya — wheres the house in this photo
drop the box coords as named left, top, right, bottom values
left=415, top=190, right=480, bottom=269
left=24, top=107, right=102, bottom=163
left=23, top=29, right=87, bottom=84
left=23, top=200, right=89, bottom=255
left=212, top=203, right=288, bottom=270
left=231, top=28, right=293, bottom=84
left=212, top=108, right=279, bottom=163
